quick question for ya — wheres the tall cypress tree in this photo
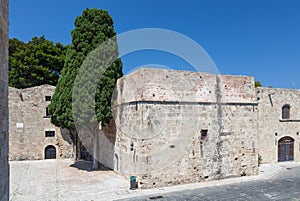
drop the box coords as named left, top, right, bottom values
left=49, top=8, right=122, bottom=168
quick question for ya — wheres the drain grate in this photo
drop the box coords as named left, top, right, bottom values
left=149, top=195, right=164, bottom=200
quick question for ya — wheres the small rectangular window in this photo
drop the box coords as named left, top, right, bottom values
left=45, top=131, right=55, bottom=137
left=45, top=107, right=50, bottom=118
left=200, top=129, right=208, bottom=140
left=45, top=96, right=51, bottom=101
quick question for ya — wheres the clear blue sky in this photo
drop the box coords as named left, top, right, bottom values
left=9, top=0, right=300, bottom=88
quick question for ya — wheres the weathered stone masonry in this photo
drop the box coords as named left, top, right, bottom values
left=114, top=68, right=258, bottom=189
left=257, top=87, right=300, bottom=164
left=8, top=67, right=300, bottom=190
left=0, top=0, right=9, bottom=199
left=9, top=85, right=73, bottom=161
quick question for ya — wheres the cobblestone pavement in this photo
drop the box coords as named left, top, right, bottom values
left=118, top=166, right=300, bottom=201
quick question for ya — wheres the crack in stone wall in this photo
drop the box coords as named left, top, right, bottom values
left=215, top=75, right=223, bottom=177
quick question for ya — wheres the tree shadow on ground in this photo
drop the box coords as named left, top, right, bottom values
left=70, top=160, right=112, bottom=172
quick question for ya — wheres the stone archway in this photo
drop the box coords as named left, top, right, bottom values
left=45, top=145, right=56, bottom=159
left=278, top=136, right=294, bottom=162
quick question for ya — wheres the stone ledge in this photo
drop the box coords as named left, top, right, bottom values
left=279, top=119, right=300, bottom=122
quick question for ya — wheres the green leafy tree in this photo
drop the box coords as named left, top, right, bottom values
left=255, top=81, right=262, bottom=88
left=49, top=8, right=122, bottom=169
left=9, top=36, right=68, bottom=88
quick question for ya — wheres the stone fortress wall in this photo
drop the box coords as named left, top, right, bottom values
left=0, top=0, right=9, bottom=199
left=9, top=85, right=73, bottom=160
left=113, top=68, right=259, bottom=189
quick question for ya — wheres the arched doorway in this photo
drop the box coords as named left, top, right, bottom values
left=278, top=137, right=294, bottom=162
left=45, top=145, right=56, bottom=159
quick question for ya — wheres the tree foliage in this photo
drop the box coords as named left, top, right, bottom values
left=48, top=8, right=122, bottom=167
left=255, top=80, right=262, bottom=88
left=8, top=36, right=68, bottom=88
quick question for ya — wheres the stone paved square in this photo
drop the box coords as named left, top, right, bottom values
left=9, top=159, right=129, bottom=201
left=10, top=159, right=300, bottom=201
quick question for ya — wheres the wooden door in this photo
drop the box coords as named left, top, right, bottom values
left=278, top=137, right=294, bottom=162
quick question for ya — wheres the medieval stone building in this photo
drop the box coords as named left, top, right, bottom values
left=112, top=68, right=300, bottom=189
left=0, top=0, right=9, bottom=199
left=257, top=87, right=300, bottom=164
left=8, top=85, right=73, bottom=160
left=113, top=68, right=259, bottom=189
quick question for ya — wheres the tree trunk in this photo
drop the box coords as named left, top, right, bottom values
left=76, top=139, right=81, bottom=160
left=70, top=130, right=78, bottom=161
left=73, top=143, right=77, bottom=161
left=92, top=130, right=99, bottom=170
left=71, top=130, right=81, bottom=161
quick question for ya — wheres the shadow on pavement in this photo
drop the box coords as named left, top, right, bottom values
left=70, top=160, right=112, bottom=172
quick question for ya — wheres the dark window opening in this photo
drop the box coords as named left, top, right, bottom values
left=45, top=131, right=55, bottom=137
left=282, top=105, right=290, bottom=119
left=130, top=142, right=134, bottom=151
left=45, top=96, right=51, bottom=101
left=201, top=129, right=208, bottom=140
left=45, top=107, right=50, bottom=118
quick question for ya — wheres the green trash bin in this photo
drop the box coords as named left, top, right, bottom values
left=130, top=176, right=137, bottom=190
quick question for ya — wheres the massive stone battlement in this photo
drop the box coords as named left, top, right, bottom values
left=114, top=68, right=258, bottom=189
left=116, top=68, right=256, bottom=104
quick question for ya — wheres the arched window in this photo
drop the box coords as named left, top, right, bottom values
left=282, top=105, right=290, bottom=119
